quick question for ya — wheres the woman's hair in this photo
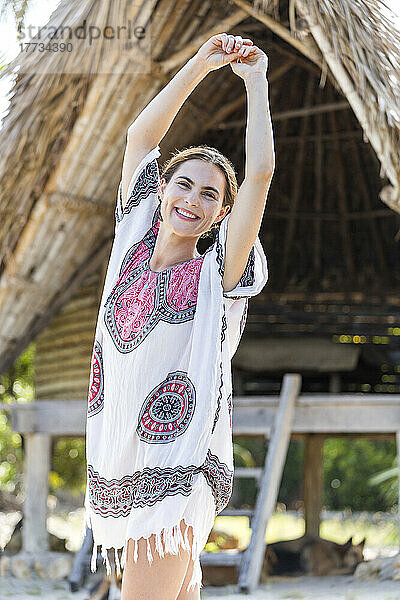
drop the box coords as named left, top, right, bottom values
left=160, top=145, right=238, bottom=214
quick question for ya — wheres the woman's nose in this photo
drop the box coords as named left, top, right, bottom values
left=184, top=190, right=199, bottom=205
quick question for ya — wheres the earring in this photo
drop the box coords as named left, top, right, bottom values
left=200, top=221, right=219, bottom=240
left=211, top=222, right=220, bottom=240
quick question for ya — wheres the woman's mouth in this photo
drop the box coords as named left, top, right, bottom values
left=174, top=207, right=200, bottom=221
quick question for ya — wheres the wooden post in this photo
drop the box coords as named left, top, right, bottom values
left=233, top=370, right=244, bottom=395
left=303, top=434, right=325, bottom=537
left=329, top=373, right=341, bottom=394
left=238, top=373, right=302, bottom=593
left=22, top=433, right=51, bottom=552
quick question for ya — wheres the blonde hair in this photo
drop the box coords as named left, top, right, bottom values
left=160, top=145, right=238, bottom=215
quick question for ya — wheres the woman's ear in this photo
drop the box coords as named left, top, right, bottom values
left=219, top=204, right=231, bottom=221
left=159, top=177, right=167, bottom=198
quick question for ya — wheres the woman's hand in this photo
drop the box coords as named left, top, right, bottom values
left=195, top=33, right=254, bottom=73
left=230, top=45, right=269, bottom=81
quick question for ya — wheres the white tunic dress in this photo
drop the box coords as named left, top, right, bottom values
left=82, top=146, right=269, bottom=591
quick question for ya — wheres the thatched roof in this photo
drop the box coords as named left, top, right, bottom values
left=0, top=0, right=399, bottom=374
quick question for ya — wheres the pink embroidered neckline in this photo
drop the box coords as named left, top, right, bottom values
left=147, top=220, right=204, bottom=274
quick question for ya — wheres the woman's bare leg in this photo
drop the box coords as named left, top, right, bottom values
left=121, top=519, right=195, bottom=600
left=175, top=555, right=201, bottom=600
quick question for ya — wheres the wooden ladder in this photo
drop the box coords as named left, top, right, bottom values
left=200, top=372, right=302, bottom=593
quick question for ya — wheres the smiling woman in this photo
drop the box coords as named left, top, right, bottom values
left=83, top=32, right=273, bottom=600
left=146, top=145, right=238, bottom=272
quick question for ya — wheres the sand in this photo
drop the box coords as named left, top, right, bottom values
left=1, top=573, right=400, bottom=599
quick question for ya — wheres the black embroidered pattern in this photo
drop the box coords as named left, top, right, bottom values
left=125, top=159, right=159, bottom=214
left=226, top=393, right=233, bottom=429
left=239, top=298, right=248, bottom=338
left=88, top=449, right=233, bottom=518
left=88, top=463, right=195, bottom=516
left=115, top=159, right=159, bottom=225
left=238, top=246, right=255, bottom=287
left=87, top=339, right=104, bottom=417
left=221, top=311, right=227, bottom=344
left=136, top=371, right=196, bottom=444
left=215, top=233, right=225, bottom=279
left=211, top=365, right=222, bottom=435
left=212, top=305, right=227, bottom=434
left=201, top=450, right=234, bottom=515
left=223, top=248, right=257, bottom=299
left=217, top=219, right=255, bottom=298
left=115, top=183, right=123, bottom=224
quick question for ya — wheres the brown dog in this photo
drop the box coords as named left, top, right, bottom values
left=202, top=532, right=366, bottom=586
left=263, top=534, right=366, bottom=578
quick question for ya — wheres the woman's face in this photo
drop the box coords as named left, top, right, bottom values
left=159, top=159, right=230, bottom=238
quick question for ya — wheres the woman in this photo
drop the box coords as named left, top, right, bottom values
left=83, top=32, right=274, bottom=600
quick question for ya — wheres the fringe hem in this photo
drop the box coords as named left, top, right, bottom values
left=82, top=508, right=205, bottom=592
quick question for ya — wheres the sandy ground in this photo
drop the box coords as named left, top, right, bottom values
left=1, top=509, right=400, bottom=599
left=1, top=573, right=400, bottom=599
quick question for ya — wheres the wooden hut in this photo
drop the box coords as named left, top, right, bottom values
left=1, top=0, right=400, bottom=591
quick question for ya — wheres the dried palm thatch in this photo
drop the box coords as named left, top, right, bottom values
left=244, top=0, right=400, bottom=209
left=0, top=0, right=399, bottom=376
left=0, top=0, right=249, bottom=373
left=295, top=0, right=400, bottom=209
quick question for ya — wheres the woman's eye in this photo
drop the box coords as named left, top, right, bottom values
left=177, top=181, right=215, bottom=199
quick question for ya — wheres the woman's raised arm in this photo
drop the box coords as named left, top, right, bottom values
left=120, top=33, right=252, bottom=208
left=222, top=44, right=275, bottom=293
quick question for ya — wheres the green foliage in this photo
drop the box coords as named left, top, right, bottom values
left=233, top=436, right=397, bottom=513
left=323, top=438, right=396, bottom=511
left=278, top=440, right=304, bottom=508
left=234, top=439, right=304, bottom=509
left=0, top=342, right=87, bottom=497
left=0, top=343, right=36, bottom=496
left=233, top=437, right=266, bottom=506
left=51, top=438, right=86, bottom=496
left=368, top=459, right=398, bottom=506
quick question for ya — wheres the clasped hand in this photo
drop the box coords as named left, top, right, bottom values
left=195, top=33, right=268, bottom=80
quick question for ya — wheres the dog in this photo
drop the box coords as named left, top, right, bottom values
left=263, top=534, right=366, bottom=578
left=202, top=532, right=366, bottom=586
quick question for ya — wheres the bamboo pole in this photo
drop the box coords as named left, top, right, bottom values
left=314, top=90, right=322, bottom=272
left=280, top=75, right=314, bottom=286
left=328, top=103, right=355, bottom=280
left=158, top=9, right=248, bottom=72
left=231, top=0, right=322, bottom=68
left=203, top=61, right=295, bottom=131
left=151, top=0, right=191, bottom=59
left=214, top=100, right=349, bottom=129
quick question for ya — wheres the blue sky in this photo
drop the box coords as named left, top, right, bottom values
left=0, top=0, right=399, bottom=129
